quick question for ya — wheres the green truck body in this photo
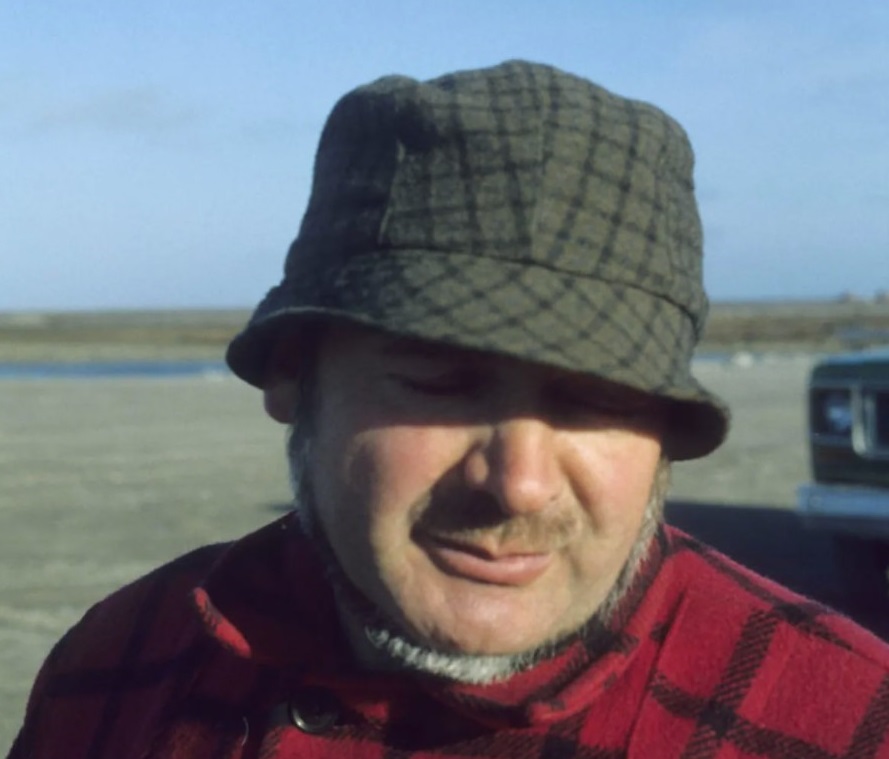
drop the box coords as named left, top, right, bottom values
left=797, top=348, right=889, bottom=601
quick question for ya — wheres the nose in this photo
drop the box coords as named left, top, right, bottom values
left=463, top=417, right=564, bottom=515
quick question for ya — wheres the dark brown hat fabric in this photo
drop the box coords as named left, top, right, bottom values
left=226, top=60, right=729, bottom=460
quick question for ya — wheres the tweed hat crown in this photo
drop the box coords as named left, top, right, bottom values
left=227, top=60, right=729, bottom=460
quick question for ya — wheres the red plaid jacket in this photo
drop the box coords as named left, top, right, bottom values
left=10, top=515, right=889, bottom=758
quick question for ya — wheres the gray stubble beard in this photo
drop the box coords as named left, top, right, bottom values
left=286, top=421, right=671, bottom=685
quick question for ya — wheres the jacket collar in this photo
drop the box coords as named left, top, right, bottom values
left=191, top=514, right=676, bottom=728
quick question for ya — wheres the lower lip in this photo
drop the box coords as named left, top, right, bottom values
left=422, top=540, right=552, bottom=586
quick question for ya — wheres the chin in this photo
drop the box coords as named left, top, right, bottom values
left=396, top=589, right=577, bottom=658
left=427, top=631, right=534, bottom=658
left=433, top=620, right=555, bottom=657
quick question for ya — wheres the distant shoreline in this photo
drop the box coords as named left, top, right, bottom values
left=0, top=359, right=230, bottom=380
left=2, top=301, right=889, bottom=362
left=0, top=351, right=818, bottom=380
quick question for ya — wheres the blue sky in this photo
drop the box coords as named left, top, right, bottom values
left=2, top=1, right=887, bottom=310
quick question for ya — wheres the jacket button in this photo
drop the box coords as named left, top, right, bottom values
left=287, top=687, right=339, bottom=734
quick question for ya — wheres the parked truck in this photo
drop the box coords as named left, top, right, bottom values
left=797, top=348, right=889, bottom=604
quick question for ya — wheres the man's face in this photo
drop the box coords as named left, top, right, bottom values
left=298, top=324, right=665, bottom=656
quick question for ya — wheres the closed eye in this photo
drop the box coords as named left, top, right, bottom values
left=389, top=371, right=481, bottom=397
left=546, top=389, right=656, bottom=424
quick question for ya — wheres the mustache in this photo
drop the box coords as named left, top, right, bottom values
left=411, top=489, right=579, bottom=550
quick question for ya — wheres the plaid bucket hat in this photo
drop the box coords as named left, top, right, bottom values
left=227, top=60, right=729, bottom=460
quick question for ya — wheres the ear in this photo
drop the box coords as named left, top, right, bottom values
left=263, top=379, right=299, bottom=424
left=261, top=327, right=303, bottom=424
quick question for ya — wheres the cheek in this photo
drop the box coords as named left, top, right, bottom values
left=569, top=432, right=663, bottom=538
left=314, top=423, right=466, bottom=530
left=311, top=424, right=472, bottom=603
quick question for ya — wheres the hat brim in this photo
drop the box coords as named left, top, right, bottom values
left=227, top=249, right=729, bottom=461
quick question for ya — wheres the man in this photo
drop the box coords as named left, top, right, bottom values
left=10, top=60, right=889, bottom=758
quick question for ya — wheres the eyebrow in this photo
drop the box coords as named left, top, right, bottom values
left=379, top=337, right=479, bottom=362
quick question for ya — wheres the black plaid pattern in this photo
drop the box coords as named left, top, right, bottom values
left=12, top=519, right=889, bottom=758
left=226, top=59, right=729, bottom=461
left=649, top=671, right=889, bottom=759
left=673, top=533, right=855, bottom=649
